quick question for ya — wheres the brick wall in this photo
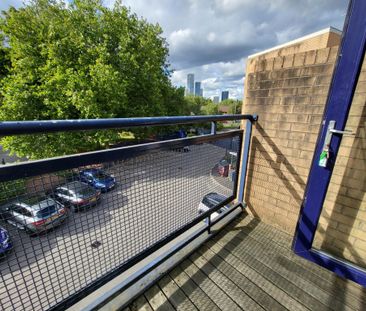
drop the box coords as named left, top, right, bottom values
left=242, top=29, right=366, bottom=269
left=313, top=56, right=366, bottom=268
left=242, top=46, right=339, bottom=234
left=248, top=28, right=341, bottom=61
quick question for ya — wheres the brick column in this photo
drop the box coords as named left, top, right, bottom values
left=242, top=46, right=338, bottom=234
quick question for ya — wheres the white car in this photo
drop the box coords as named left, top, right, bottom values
left=198, top=192, right=230, bottom=223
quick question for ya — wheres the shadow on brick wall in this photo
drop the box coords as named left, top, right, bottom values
left=245, top=122, right=306, bottom=227
left=319, top=102, right=366, bottom=269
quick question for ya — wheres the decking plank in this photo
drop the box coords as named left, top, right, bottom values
left=205, top=241, right=309, bottom=311
left=169, top=266, right=220, bottom=311
left=189, top=252, right=264, bottom=311
left=144, top=285, right=175, bottom=311
left=129, top=295, right=153, bottom=311
left=227, top=215, right=366, bottom=305
left=180, top=259, right=242, bottom=311
left=127, top=214, right=366, bottom=311
left=214, top=228, right=355, bottom=311
left=196, top=245, right=288, bottom=311
left=158, top=275, right=198, bottom=311
left=219, top=224, right=363, bottom=311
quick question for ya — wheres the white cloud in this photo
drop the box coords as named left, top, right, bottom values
left=169, top=29, right=193, bottom=47
left=207, top=32, right=216, bottom=42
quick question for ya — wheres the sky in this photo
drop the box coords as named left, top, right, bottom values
left=1, top=1, right=349, bottom=100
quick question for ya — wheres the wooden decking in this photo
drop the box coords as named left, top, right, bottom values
left=125, top=212, right=366, bottom=311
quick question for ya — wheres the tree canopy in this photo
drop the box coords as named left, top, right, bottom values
left=0, top=0, right=231, bottom=159
left=0, top=0, right=188, bottom=158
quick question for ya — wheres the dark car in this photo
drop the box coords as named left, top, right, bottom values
left=156, top=130, right=190, bottom=152
left=0, top=196, right=68, bottom=235
left=0, top=226, right=13, bottom=256
left=198, top=192, right=230, bottom=223
left=79, top=169, right=116, bottom=192
left=54, top=181, right=101, bottom=211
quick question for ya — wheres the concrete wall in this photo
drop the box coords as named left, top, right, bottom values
left=242, top=29, right=340, bottom=234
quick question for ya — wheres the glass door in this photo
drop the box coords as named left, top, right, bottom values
left=312, top=60, right=366, bottom=270
left=293, top=0, right=366, bottom=287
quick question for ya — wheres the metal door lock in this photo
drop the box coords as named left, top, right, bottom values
left=318, top=120, right=355, bottom=167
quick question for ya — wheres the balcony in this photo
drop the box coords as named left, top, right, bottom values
left=0, top=114, right=364, bottom=311
left=122, top=213, right=366, bottom=311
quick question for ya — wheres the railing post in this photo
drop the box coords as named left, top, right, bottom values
left=211, top=121, right=217, bottom=135
left=237, top=117, right=256, bottom=204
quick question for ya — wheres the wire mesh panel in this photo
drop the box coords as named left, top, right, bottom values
left=0, top=133, right=241, bottom=310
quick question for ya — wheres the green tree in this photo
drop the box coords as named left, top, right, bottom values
left=201, top=100, right=219, bottom=115
left=0, top=0, right=185, bottom=159
left=0, top=33, right=10, bottom=105
left=184, top=95, right=215, bottom=115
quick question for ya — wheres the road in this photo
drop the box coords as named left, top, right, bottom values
left=0, top=143, right=234, bottom=310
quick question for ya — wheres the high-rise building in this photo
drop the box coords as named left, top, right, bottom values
left=194, top=82, right=201, bottom=96
left=186, top=74, right=195, bottom=95
left=221, top=91, right=229, bottom=101
left=213, top=96, right=220, bottom=103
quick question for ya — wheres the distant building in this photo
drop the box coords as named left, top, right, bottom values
left=195, top=82, right=201, bottom=96
left=221, top=91, right=229, bottom=101
left=213, top=96, right=220, bottom=103
left=193, top=81, right=203, bottom=97
left=186, top=74, right=195, bottom=95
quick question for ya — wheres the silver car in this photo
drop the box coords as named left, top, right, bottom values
left=0, top=196, right=68, bottom=235
left=54, top=181, right=101, bottom=212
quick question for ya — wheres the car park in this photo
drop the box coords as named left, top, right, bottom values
left=0, top=226, right=12, bottom=255
left=79, top=169, right=116, bottom=192
left=54, top=181, right=101, bottom=211
left=198, top=192, right=230, bottom=223
left=0, top=197, right=68, bottom=235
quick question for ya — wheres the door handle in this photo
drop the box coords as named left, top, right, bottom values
left=319, top=120, right=355, bottom=167
left=324, top=120, right=355, bottom=148
left=329, top=128, right=355, bottom=136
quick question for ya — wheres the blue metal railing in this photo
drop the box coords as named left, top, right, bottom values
left=0, top=114, right=257, bottom=310
left=0, top=114, right=257, bottom=135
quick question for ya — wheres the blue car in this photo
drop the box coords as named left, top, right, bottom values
left=79, top=169, right=116, bottom=192
left=0, top=226, right=13, bottom=256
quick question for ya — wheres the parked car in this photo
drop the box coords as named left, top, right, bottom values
left=0, top=226, right=13, bottom=255
left=0, top=196, right=68, bottom=235
left=79, top=169, right=116, bottom=192
left=198, top=192, right=230, bottom=223
left=156, top=130, right=190, bottom=152
left=218, top=159, right=230, bottom=177
left=54, top=181, right=101, bottom=211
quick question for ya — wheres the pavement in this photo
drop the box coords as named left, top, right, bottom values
left=0, top=143, right=233, bottom=311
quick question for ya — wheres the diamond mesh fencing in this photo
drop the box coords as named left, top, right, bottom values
left=0, top=135, right=241, bottom=310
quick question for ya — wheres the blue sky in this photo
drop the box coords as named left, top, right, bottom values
left=1, top=0, right=348, bottom=99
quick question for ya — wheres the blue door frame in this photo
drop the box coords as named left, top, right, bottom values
left=292, top=0, right=366, bottom=287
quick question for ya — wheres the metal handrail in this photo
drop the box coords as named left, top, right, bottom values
left=0, top=113, right=257, bottom=311
left=0, top=114, right=258, bottom=135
